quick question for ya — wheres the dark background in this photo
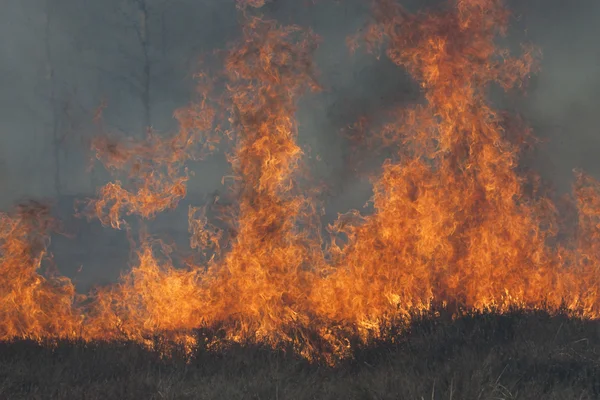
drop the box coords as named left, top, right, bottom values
left=1, top=0, right=598, bottom=290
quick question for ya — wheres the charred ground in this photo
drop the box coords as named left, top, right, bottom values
left=1, top=309, right=600, bottom=399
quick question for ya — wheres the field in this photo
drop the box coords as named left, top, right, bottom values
left=1, top=309, right=599, bottom=400
left=2, top=1, right=600, bottom=399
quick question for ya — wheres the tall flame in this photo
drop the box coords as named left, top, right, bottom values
left=312, top=0, right=558, bottom=330
left=198, top=17, right=322, bottom=340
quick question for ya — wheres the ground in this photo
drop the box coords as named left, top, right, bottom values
left=1, top=309, right=599, bottom=399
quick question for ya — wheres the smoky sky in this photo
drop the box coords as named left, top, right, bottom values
left=1, top=0, right=599, bottom=290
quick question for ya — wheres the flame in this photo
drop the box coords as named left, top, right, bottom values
left=197, top=18, right=322, bottom=341
left=1, top=0, right=600, bottom=363
left=0, top=202, right=80, bottom=340
left=312, top=0, right=555, bottom=331
left=237, top=0, right=268, bottom=8
left=85, top=92, right=217, bottom=229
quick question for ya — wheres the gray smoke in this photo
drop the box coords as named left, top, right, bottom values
left=0, top=0, right=598, bottom=290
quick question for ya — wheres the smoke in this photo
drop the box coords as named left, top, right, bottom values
left=1, top=0, right=599, bottom=291
left=505, top=0, right=600, bottom=194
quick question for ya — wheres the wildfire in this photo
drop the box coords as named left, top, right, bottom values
left=1, top=0, right=599, bottom=363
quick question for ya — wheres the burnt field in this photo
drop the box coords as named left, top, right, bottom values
left=1, top=309, right=599, bottom=400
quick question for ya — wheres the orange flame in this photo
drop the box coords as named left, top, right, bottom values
left=0, top=202, right=80, bottom=340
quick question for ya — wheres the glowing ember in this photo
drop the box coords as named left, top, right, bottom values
left=1, top=0, right=599, bottom=363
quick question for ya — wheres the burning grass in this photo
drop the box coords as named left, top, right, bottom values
left=1, top=309, right=599, bottom=399
left=1, top=0, right=600, bottom=369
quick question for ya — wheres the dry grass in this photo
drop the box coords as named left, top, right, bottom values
left=1, top=309, right=599, bottom=399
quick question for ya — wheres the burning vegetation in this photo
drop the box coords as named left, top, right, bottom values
left=1, top=0, right=600, bottom=364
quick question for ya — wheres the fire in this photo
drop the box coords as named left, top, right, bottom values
left=0, top=202, right=80, bottom=340
left=237, top=0, right=268, bottom=8
left=197, top=17, right=322, bottom=342
left=1, top=0, right=600, bottom=362
left=311, top=0, right=556, bottom=332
